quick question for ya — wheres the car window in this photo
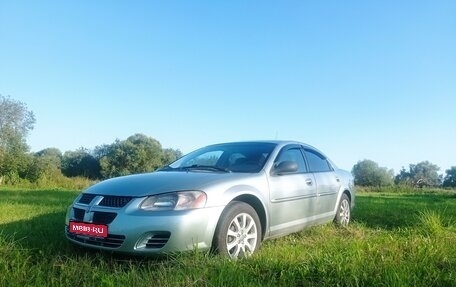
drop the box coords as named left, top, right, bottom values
left=274, top=147, right=307, bottom=173
left=168, top=142, right=277, bottom=173
left=228, top=151, right=269, bottom=172
left=304, top=149, right=332, bottom=172
left=228, top=153, right=246, bottom=165
left=183, top=150, right=223, bottom=166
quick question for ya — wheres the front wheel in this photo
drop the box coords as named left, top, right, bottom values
left=334, top=193, right=351, bottom=226
left=213, top=201, right=261, bottom=259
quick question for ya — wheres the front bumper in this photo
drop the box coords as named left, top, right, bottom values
left=65, top=197, right=225, bottom=254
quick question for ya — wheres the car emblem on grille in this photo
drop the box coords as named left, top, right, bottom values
left=83, top=196, right=103, bottom=223
left=83, top=210, right=94, bottom=223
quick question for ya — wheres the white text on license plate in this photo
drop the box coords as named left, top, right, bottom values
left=69, top=222, right=108, bottom=238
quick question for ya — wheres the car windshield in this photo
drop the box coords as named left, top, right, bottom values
left=163, top=142, right=277, bottom=173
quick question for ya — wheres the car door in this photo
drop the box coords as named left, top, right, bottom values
left=303, top=148, right=341, bottom=215
left=267, top=145, right=317, bottom=237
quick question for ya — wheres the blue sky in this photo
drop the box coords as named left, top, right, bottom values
left=1, top=1, right=455, bottom=173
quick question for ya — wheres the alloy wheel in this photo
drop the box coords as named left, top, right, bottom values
left=225, top=212, right=258, bottom=259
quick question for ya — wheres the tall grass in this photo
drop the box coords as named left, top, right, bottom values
left=0, top=187, right=455, bottom=286
left=0, top=175, right=94, bottom=191
left=356, top=185, right=456, bottom=194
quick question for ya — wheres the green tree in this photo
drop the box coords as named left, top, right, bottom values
left=443, top=166, right=456, bottom=188
left=35, top=147, right=63, bottom=168
left=352, top=159, right=394, bottom=186
left=98, top=134, right=163, bottom=178
left=161, top=148, right=183, bottom=165
left=395, top=161, right=441, bottom=187
left=394, top=167, right=412, bottom=185
left=22, top=148, right=63, bottom=182
left=0, top=95, right=36, bottom=183
left=62, top=148, right=101, bottom=179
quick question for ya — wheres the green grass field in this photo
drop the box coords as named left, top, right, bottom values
left=1, top=187, right=455, bottom=286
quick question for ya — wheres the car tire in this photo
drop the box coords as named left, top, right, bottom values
left=213, top=201, right=262, bottom=259
left=334, top=193, right=351, bottom=226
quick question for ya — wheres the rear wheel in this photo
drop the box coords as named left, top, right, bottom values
left=213, top=201, right=261, bottom=259
left=334, top=193, right=351, bottom=226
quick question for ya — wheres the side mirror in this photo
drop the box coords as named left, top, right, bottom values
left=273, top=161, right=298, bottom=175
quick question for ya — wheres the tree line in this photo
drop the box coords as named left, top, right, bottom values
left=1, top=95, right=455, bottom=187
left=352, top=159, right=456, bottom=188
left=0, top=95, right=181, bottom=185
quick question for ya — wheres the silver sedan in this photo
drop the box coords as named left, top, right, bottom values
left=65, top=141, right=355, bottom=259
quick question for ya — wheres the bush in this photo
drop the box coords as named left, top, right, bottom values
left=352, top=159, right=394, bottom=186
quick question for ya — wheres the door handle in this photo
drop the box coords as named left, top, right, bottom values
left=335, top=177, right=340, bottom=182
left=305, top=179, right=313, bottom=185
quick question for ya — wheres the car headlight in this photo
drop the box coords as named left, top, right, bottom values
left=139, top=191, right=207, bottom=211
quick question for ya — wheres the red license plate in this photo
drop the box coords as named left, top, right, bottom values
left=69, top=221, right=108, bottom=238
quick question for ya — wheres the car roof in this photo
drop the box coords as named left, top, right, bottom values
left=206, top=140, right=317, bottom=150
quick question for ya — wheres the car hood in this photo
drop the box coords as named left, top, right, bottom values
left=83, top=171, right=255, bottom=197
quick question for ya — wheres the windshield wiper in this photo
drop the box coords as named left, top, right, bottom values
left=180, top=165, right=231, bottom=173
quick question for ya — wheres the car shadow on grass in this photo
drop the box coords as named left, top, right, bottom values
left=0, top=211, right=172, bottom=266
left=0, top=189, right=176, bottom=264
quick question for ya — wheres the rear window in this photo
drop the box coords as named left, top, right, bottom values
left=304, top=149, right=332, bottom=172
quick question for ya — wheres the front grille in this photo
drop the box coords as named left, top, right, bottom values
left=99, top=196, right=133, bottom=208
left=93, top=211, right=117, bottom=224
left=66, top=227, right=125, bottom=248
left=146, top=232, right=171, bottom=249
left=73, top=208, right=85, bottom=221
left=72, top=208, right=117, bottom=224
left=79, top=193, right=96, bottom=204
